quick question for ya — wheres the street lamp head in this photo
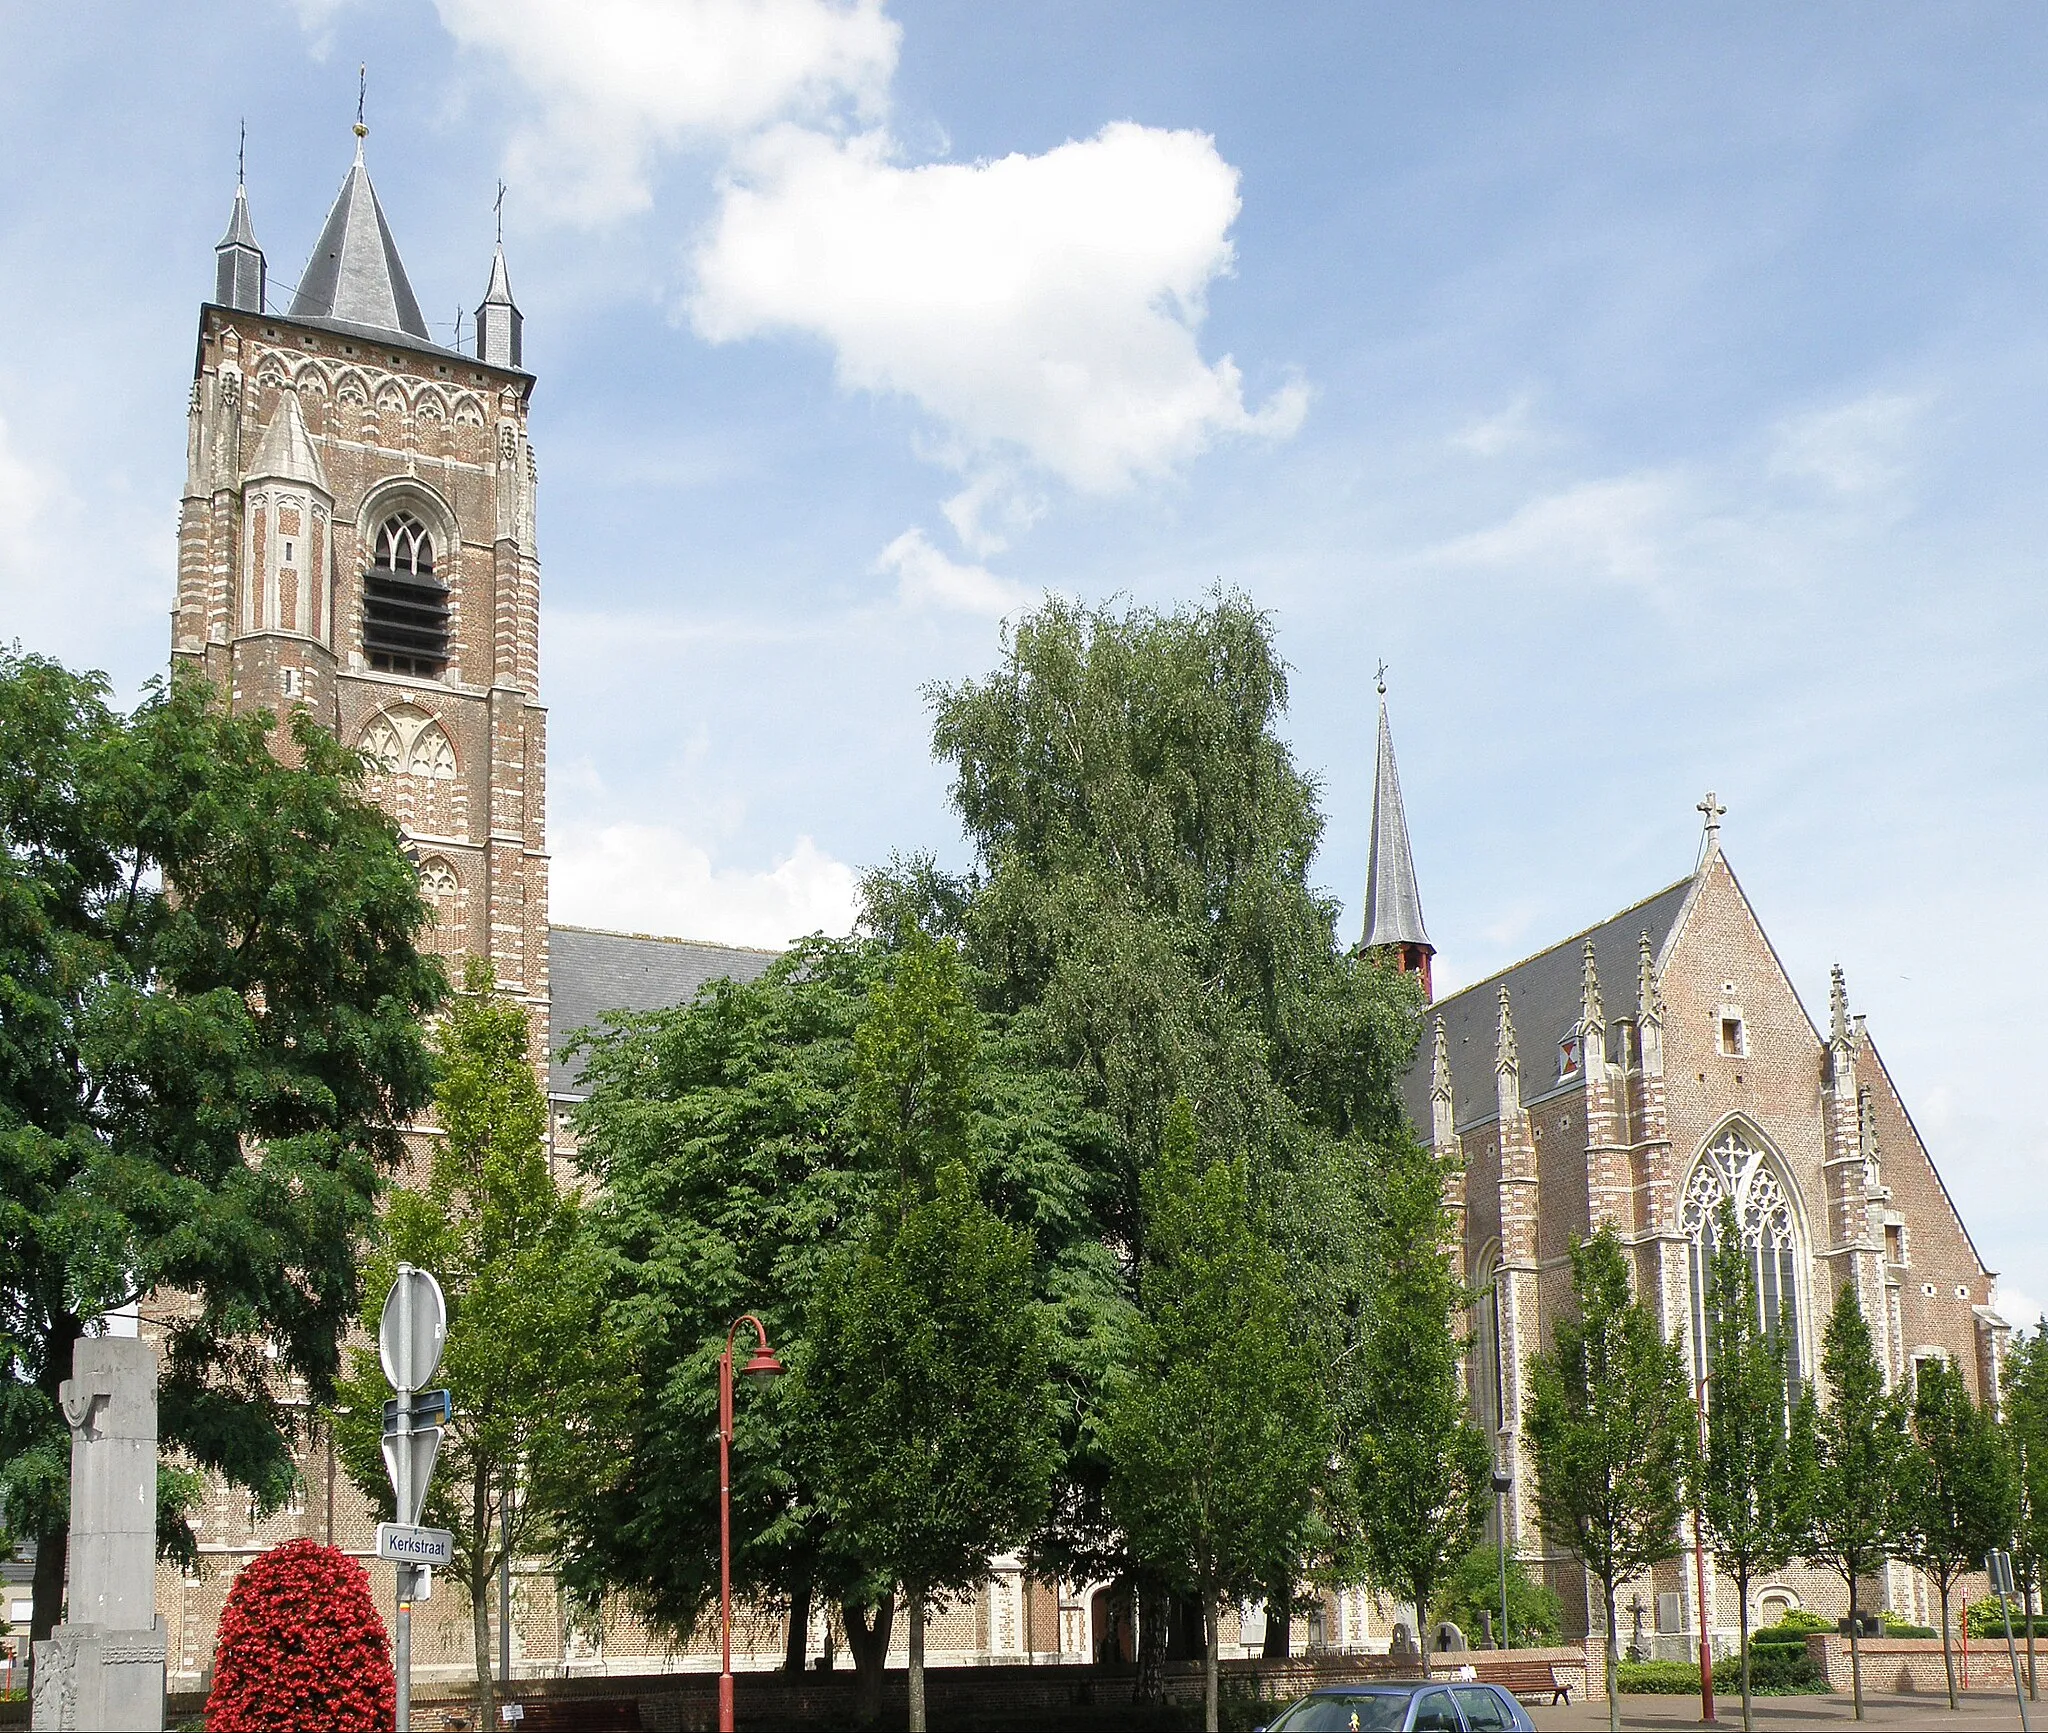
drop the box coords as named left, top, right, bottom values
left=1491, top=1472, right=1514, bottom=1494
left=741, top=1346, right=785, bottom=1378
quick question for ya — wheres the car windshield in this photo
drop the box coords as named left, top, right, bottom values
left=1269, top=1691, right=1415, bottom=1731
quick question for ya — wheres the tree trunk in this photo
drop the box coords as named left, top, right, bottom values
left=1203, top=1595, right=1219, bottom=1733
left=1262, top=1571, right=1291, bottom=1658
left=1847, top=1574, right=1864, bottom=1722
left=1938, top=1579, right=1958, bottom=1712
left=907, top=1578, right=927, bottom=1733
left=842, top=1594, right=894, bottom=1728
left=1134, top=1576, right=1169, bottom=1704
left=784, top=1567, right=813, bottom=1673
left=1736, top=1567, right=1753, bottom=1733
left=470, top=1456, right=497, bottom=1732
left=1603, top=1579, right=1621, bottom=1733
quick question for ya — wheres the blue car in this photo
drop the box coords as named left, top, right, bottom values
left=1255, top=1679, right=1539, bottom=1732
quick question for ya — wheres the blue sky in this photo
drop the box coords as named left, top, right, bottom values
left=3, top=3, right=2046, bottom=1323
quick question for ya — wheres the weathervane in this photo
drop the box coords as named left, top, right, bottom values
left=355, top=64, right=368, bottom=140
left=237, top=119, right=246, bottom=187
left=495, top=180, right=506, bottom=245
left=1375, top=658, right=1389, bottom=697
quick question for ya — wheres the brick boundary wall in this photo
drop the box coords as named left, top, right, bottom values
left=1803, top=1632, right=2042, bottom=1696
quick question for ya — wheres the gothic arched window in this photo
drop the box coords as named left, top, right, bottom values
left=1682, top=1128, right=1804, bottom=1389
left=363, top=510, right=449, bottom=677
left=1472, top=1249, right=1507, bottom=1436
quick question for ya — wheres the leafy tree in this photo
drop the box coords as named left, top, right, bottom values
left=1103, top=1100, right=1329, bottom=1733
left=803, top=1165, right=1057, bottom=1733
left=1804, top=1283, right=1915, bottom=1722
left=802, top=933, right=1058, bottom=1731
left=2005, top=1321, right=2048, bottom=1701
left=1901, top=1353, right=2017, bottom=1711
left=1693, top=1203, right=1817, bottom=1733
left=1428, top=1542, right=1563, bottom=1647
left=0, top=652, right=442, bottom=1657
left=1525, top=1227, right=1697, bottom=1733
left=927, top=595, right=1420, bottom=1682
left=332, top=960, right=634, bottom=1726
left=1346, top=1141, right=1490, bottom=1662
left=560, top=931, right=1107, bottom=1720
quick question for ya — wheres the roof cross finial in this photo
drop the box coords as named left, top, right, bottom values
left=495, top=180, right=507, bottom=245
left=1695, top=790, right=1726, bottom=868
left=354, top=64, right=369, bottom=142
left=238, top=119, right=246, bottom=187
left=1374, top=658, right=1389, bottom=697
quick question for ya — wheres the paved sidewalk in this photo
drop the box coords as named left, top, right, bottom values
left=1528, top=1691, right=2041, bottom=1731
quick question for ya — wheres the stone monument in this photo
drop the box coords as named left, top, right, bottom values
left=31, top=1337, right=167, bottom=1732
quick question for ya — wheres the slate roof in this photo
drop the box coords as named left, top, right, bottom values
left=289, top=144, right=432, bottom=344
left=548, top=924, right=781, bottom=1098
left=1400, top=876, right=1695, bottom=1135
left=243, top=387, right=328, bottom=491
left=1361, top=695, right=1430, bottom=951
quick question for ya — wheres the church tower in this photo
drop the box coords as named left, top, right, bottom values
left=173, top=125, right=549, bottom=1054
left=1359, top=675, right=1435, bottom=999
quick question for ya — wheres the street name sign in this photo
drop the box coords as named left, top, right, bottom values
left=376, top=1523, right=455, bottom=1567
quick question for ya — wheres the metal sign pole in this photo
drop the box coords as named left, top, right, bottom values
left=1994, top=1552, right=2033, bottom=1733
left=396, top=1267, right=415, bottom=1733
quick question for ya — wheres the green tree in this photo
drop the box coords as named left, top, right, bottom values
left=1525, top=1227, right=1697, bottom=1733
left=558, top=931, right=1109, bottom=1710
left=1901, top=1353, right=2017, bottom=1711
left=1427, top=1542, right=1563, bottom=1648
left=1346, top=1141, right=1490, bottom=1665
left=928, top=594, right=1420, bottom=1681
left=2005, top=1321, right=2048, bottom=1701
left=1693, top=1203, right=1817, bottom=1733
left=1103, top=1100, right=1329, bottom=1733
left=0, top=653, right=442, bottom=1656
left=801, top=932, right=1058, bottom=1732
left=1804, top=1283, right=1915, bottom=1721
left=332, top=960, right=633, bottom=1726
left=803, top=1165, right=1057, bottom=1732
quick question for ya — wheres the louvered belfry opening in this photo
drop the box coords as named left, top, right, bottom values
left=363, top=511, right=449, bottom=677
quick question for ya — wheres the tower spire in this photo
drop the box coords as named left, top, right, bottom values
left=289, top=115, right=431, bottom=343
left=214, top=132, right=266, bottom=313
left=1359, top=668, right=1434, bottom=998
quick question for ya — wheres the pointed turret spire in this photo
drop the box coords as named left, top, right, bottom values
left=214, top=140, right=266, bottom=314
left=1579, top=939, right=1604, bottom=1034
left=244, top=388, right=329, bottom=494
left=474, top=185, right=524, bottom=369
left=1495, top=985, right=1519, bottom=1081
left=288, top=124, right=431, bottom=343
left=1360, top=667, right=1435, bottom=998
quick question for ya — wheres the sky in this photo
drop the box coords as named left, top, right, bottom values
left=3, top=3, right=2046, bottom=1325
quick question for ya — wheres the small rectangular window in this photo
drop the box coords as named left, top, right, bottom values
left=1885, top=1224, right=1904, bottom=1265
left=280, top=668, right=304, bottom=699
left=1720, top=1017, right=1745, bottom=1056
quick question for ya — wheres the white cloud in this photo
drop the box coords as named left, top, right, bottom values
left=1452, top=393, right=1539, bottom=458
left=552, top=821, right=858, bottom=948
left=1433, top=472, right=1687, bottom=587
left=875, top=527, right=1033, bottom=617
left=1769, top=390, right=1922, bottom=495
left=427, top=0, right=899, bottom=217
left=1999, top=1283, right=2047, bottom=1334
left=691, top=122, right=1308, bottom=496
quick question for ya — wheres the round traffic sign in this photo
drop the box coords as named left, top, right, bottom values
left=378, top=1263, right=448, bottom=1392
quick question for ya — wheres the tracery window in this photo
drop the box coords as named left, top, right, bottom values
left=358, top=706, right=457, bottom=780
left=1682, top=1127, right=1803, bottom=1389
left=363, top=510, right=449, bottom=677
left=418, top=859, right=459, bottom=899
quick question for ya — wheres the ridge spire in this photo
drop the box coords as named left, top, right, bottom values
left=1359, top=669, right=1434, bottom=998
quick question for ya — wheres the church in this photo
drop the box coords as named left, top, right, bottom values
left=157, top=128, right=2011, bottom=1684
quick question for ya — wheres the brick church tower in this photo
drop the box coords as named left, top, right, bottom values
left=172, top=127, right=549, bottom=1049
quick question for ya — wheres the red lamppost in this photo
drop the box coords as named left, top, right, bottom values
left=719, top=1313, right=785, bottom=1733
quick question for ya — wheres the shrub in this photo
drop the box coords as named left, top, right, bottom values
left=1967, top=1600, right=2048, bottom=1639
left=1877, top=1615, right=1936, bottom=1638
left=206, top=1539, right=394, bottom=1733
left=1615, top=1649, right=1831, bottom=1697
left=1428, top=1543, right=1564, bottom=1646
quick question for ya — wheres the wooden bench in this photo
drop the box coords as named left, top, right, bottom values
left=1481, top=1659, right=1575, bottom=1704
left=478, top=1702, right=642, bottom=1731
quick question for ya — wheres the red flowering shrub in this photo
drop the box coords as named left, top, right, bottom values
left=207, top=1538, right=395, bottom=1732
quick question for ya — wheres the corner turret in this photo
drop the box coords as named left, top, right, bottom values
left=214, top=180, right=265, bottom=313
